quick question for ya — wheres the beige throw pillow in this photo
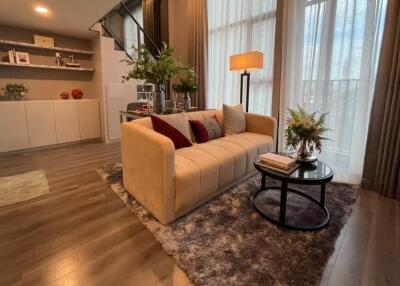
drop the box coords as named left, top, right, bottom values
left=223, top=104, right=246, bottom=135
left=155, top=112, right=192, bottom=142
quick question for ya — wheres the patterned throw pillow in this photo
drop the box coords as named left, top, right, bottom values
left=189, top=116, right=223, bottom=143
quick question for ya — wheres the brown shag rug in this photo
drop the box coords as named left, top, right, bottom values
left=97, top=163, right=358, bottom=286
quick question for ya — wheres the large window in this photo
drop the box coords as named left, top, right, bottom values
left=207, top=0, right=277, bottom=115
left=280, top=0, right=387, bottom=183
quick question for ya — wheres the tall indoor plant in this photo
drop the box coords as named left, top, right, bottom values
left=285, top=106, right=329, bottom=161
left=123, top=43, right=189, bottom=114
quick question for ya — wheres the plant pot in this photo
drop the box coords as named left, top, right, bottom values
left=6, top=91, right=25, bottom=101
left=297, top=139, right=317, bottom=163
left=153, top=84, right=166, bottom=114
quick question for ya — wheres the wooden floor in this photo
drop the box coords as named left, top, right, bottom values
left=0, top=141, right=398, bottom=286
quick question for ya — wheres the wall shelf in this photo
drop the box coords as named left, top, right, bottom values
left=0, top=62, right=95, bottom=72
left=0, top=39, right=94, bottom=55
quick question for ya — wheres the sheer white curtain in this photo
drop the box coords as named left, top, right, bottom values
left=207, top=0, right=277, bottom=115
left=279, top=0, right=387, bottom=184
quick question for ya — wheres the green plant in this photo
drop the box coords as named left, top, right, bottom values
left=285, top=105, right=329, bottom=158
left=123, top=42, right=189, bottom=85
left=172, top=70, right=198, bottom=93
left=2, top=84, right=28, bottom=94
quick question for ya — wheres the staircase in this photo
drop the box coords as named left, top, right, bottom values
left=92, top=0, right=163, bottom=143
left=100, top=0, right=160, bottom=60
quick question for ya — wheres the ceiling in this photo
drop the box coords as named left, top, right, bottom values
left=0, top=0, right=121, bottom=39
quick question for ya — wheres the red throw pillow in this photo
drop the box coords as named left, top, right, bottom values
left=189, top=120, right=209, bottom=143
left=150, top=115, right=192, bottom=149
left=189, top=115, right=223, bottom=143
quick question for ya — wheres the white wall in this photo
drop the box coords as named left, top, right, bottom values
left=90, top=23, right=141, bottom=143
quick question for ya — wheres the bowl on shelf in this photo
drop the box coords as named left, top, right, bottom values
left=71, top=89, right=84, bottom=99
left=60, top=92, right=69, bottom=100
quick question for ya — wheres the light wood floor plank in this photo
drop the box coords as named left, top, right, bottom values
left=0, top=141, right=399, bottom=286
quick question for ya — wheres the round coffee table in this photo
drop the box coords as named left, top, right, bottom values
left=252, top=156, right=334, bottom=231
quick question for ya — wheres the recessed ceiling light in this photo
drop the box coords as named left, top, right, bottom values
left=35, top=6, right=49, bottom=14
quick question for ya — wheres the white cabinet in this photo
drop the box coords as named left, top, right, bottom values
left=78, top=100, right=101, bottom=140
left=0, top=102, right=29, bottom=152
left=0, top=99, right=100, bottom=153
left=25, top=101, right=57, bottom=148
left=54, top=101, right=80, bottom=143
left=105, top=83, right=137, bottom=141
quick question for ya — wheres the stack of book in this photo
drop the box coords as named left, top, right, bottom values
left=257, top=153, right=298, bottom=174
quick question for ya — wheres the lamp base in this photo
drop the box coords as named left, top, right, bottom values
left=240, top=71, right=250, bottom=112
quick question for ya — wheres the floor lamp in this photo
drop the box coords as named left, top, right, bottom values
left=230, top=51, right=264, bottom=112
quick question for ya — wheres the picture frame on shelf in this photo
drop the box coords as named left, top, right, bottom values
left=8, top=50, right=15, bottom=64
left=34, top=35, right=55, bottom=48
left=15, top=52, right=30, bottom=64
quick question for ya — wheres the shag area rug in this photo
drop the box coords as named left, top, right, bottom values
left=0, top=169, right=49, bottom=207
left=97, top=163, right=358, bottom=286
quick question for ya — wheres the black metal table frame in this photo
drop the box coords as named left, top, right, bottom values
left=252, top=164, right=333, bottom=231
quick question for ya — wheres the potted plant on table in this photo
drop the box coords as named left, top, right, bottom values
left=2, top=84, right=28, bottom=101
left=123, top=43, right=189, bottom=114
left=172, top=70, right=198, bottom=111
left=285, top=105, right=329, bottom=162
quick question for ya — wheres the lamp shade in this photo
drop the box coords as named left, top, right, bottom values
left=230, top=51, right=264, bottom=71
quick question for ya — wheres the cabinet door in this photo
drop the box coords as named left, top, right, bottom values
left=25, top=101, right=57, bottom=148
left=122, top=83, right=137, bottom=108
left=78, top=100, right=100, bottom=140
left=54, top=101, right=80, bottom=143
left=0, top=102, right=29, bottom=152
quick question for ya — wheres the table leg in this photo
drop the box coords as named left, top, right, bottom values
left=261, top=173, right=266, bottom=190
left=279, top=181, right=288, bottom=224
left=320, top=183, right=326, bottom=206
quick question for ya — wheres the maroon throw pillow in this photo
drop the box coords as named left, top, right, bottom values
left=189, top=115, right=223, bottom=143
left=189, top=120, right=209, bottom=143
left=150, top=115, right=192, bottom=149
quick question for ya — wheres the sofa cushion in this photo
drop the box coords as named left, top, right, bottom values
left=174, top=132, right=273, bottom=213
left=189, top=116, right=223, bottom=143
left=175, top=148, right=219, bottom=212
left=223, top=104, right=246, bottom=135
left=221, top=132, right=273, bottom=172
left=151, top=114, right=192, bottom=149
left=192, top=144, right=235, bottom=188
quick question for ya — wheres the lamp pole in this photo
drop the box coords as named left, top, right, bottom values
left=240, top=70, right=250, bottom=112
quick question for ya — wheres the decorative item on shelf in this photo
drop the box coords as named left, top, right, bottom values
left=15, top=52, right=30, bottom=64
left=71, top=89, right=83, bottom=99
left=2, top=84, right=28, bottom=101
left=123, top=42, right=190, bottom=114
left=8, top=50, right=15, bottom=64
left=285, top=105, right=329, bottom=163
left=60, top=91, right=69, bottom=100
left=65, top=55, right=80, bottom=68
left=172, top=70, right=198, bottom=112
left=55, top=52, right=64, bottom=67
left=34, top=35, right=55, bottom=48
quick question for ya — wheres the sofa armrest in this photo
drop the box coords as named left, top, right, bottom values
left=245, top=113, right=277, bottom=151
left=120, top=122, right=176, bottom=225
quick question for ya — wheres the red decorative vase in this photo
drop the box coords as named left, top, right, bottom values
left=71, top=89, right=84, bottom=99
left=60, top=91, right=69, bottom=100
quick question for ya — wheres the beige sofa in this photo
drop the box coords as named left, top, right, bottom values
left=120, top=110, right=276, bottom=225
